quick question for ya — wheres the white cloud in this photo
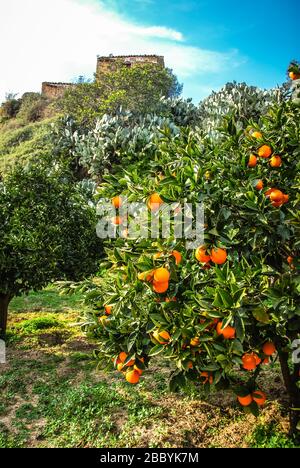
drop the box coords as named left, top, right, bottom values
left=0, top=0, right=243, bottom=104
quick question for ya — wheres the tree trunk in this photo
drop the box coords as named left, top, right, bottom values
left=278, top=348, right=300, bottom=440
left=0, top=293, right=12, bottom=339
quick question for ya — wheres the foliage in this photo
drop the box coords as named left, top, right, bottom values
left=0, top=119, right=55, bottom=175
left=198, top=82, right=289, bottom=137
left=58, top=63, right=182, bottom=126
left=0, top=161, right=103, bottom=300
left=82, top=96, right=300, bottom=433
left=0, top=94, right=22, bottom=121
left=17, top=92, right=49, bottom=123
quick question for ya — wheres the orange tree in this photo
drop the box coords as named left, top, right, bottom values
left=83, top=95, right=300, bottom=437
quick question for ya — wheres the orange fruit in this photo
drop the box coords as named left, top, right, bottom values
left=242, top=353, right=257, bottom=371
left=258, top=145, right=272, bottom=158
left=117, top=363, right=124, bottom=372
left=262, top=341, right=276, bottom=356
left=262, top=357, right=269, bottom=365
left=125, top=369, right=140, bottom=384
left=104, top=305, right=112, bottom=315
left=153, top=280, right=169, bottom=293
left=172, top=250, right=182, bottom=265
left=147, top=193, right=163, bottom=211
left=200, top=371, right=213, bottom=384
left=112, top=196, right=122, bottom=208
left=270, top=155, right=282, bottom=168
left=289, top=71, right=300, bottom=80
left=211, top=248, right=227, bottom=265
left=251, top=131, right=262, bottom=139
left=269, top=189, right=284, bottom=203
left=190, top=337, right=200, bottom=347
left=195, top=247, right=211, bottom=263
left=153, top=330, right=171, bottom=344
left=154, top=267, right=170, bottom=283
left=252, top=390, right=267, bottom=406
left=248, top=154, right=257, bottom=167
left=255, top=179, right=264, bottom=190
left=119, top=352, right=128, bottom=363
left=111, top=216, right=123, bottom=225
left=251, top=352, right=261, bottom=366
left=216, top=322, right=236, bottom=339
left=237, top=394, right=253, bottom=406
left=133, top=365, right=143, bottom=376
left=287, top=256, right=294, bottom=265
left=187, top=361, right=193, bottom=369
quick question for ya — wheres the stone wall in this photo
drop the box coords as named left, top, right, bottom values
left=41, top=82, right=76, bottom=99
left=96, top=55, right=165, bottom=78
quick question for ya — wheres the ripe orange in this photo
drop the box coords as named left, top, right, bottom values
left=258, top=145, right=272, bottom=158
left=112, top=195, right=122, bottom=208
left=262, top=341, right=276, bottom=356
left=153, top=280, right=169, bottom=293
left=269, top=189, right=284, bottom=203
left=187, top=361, right=193, bottom=369
left=147, top=193, right=163, bottom=211
left=190, top=337, right=200, bottom=347
left=195, top=247, right=211, bottom=263
left=117, top=363, right=124, bottom=372
left=289, top=71, right=300, bottom=80
left=172, top=250, right=182, bottom=265
left=248, top=154, right=257, bottom=167
left=251, top=131, right=263, bottom=139
left=133, top=365, right=143, bottom=376
left=270, top=155, right=282, bottom=168
left=111, top=216, right=123, bottom=225
left=153, top=329, right=171, bottom=344
left=237, top=394, right=253, bottom=406
left=262, top=357, right=269, bottom=365
left=153, top=252, right=164, bottom=260
left=105, top=305, right=112, bottom=315
left=252, top=390, right=267, bottom=406
left=211, top=248, right=227, bottom=265
left=154, top=267, right=170, bottom=283
left=125, top=369, right=140, bottom=384
left=242, top=353, right=257, bottom=371
left=216, top=322, right=236, bottom=339
left=119, top=352, right=128, bottom=363
left=287, top=256, right=294, bottom=265
left=251, top=352, right=261, bottom=366
left=255, top=179, right=264, bottom=190
left=200, top=371, right=213, bottom=385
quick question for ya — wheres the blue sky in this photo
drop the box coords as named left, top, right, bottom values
left=102, top=0, right=299, bottom=99
left=0, top=0, right=299, bottom=104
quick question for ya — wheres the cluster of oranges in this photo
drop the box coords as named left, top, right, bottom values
left=248, top=142, right=283, bottom=169
left=115, top=352, right=144, bottom=384
left=195, top=246, right=227, bottom=266
left=242, top=341, right=276, bottom=371
left=138, top=250, right=182, bottom=294
left=247, top=133, right=289, bottom=209
left=237, top=390, right=267, bottom=407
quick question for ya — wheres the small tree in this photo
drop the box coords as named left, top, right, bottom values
left=0, top=162, right=103, bottom=338
left=58, top=63, right=181, bottom=126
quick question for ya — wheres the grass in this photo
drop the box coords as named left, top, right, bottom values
left=0, top=286, right=298, bottom=448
